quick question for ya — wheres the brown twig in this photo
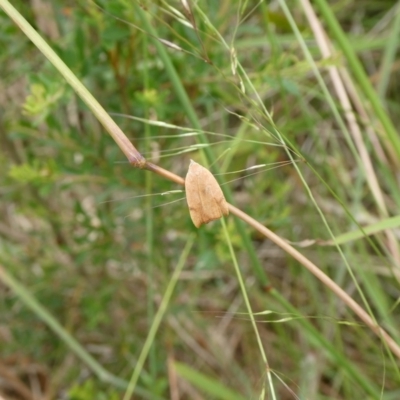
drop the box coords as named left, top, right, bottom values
left=144, top=161, right=400, bottom=359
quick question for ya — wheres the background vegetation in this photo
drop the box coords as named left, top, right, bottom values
left=1, top=0, right=400, bottom=399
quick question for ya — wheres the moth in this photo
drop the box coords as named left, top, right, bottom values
left=185, top=160, right=229, bottom=228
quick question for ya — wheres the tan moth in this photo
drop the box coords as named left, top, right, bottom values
left=185, top=160, right=229, bottom=228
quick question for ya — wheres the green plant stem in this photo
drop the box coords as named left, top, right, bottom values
left=221, top=218, right=275, bottom=400
left=142, top=33, right=157, bottom=379
left=123, top=235, right=195, bottom=400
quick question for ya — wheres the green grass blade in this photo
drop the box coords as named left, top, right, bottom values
left=174, top=361, right=248, bottom=400
left=377, top=4, right=400, bottom=100
left=313, top=0, right=400, bottom=159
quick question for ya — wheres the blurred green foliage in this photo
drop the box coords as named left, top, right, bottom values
left=68, top=380, right=120, bottom=400
left=1, top=0, right=400, bottom=399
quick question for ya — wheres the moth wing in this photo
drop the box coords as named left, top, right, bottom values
left=203, top=177, right=229, bottom=219
left=185, top=160, right=229, bottom=228
left=213, top=184, right=229, bottom=217
left=201, top=182, right=223, bottom=222
left=185, top=163, right=205, bottom=228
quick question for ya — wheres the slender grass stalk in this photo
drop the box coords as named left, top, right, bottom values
left=221, top=218, right=275, bottom=400
left=123, top=235, right=195, bottom=400
left=142, top=34, right=157, bottom=378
